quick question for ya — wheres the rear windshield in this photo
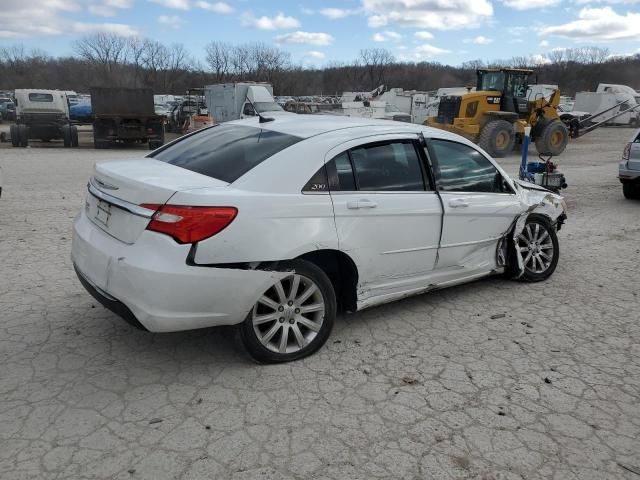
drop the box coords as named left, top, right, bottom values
left=150, top=124, right=303, bottom=183
left=28, top=93, right=54, bottom=102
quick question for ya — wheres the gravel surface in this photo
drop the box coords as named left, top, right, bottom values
left=1, top=126, right=639, bottom=480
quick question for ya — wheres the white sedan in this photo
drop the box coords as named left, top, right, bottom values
left=72, top=114, right=567, bottom=363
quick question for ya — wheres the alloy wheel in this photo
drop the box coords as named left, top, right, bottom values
left=517, top=222, right=554, bottom=274
left=252, top=274, right=325, bottom=354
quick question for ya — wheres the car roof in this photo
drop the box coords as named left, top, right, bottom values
left=227, top=112, right=459, bottom=141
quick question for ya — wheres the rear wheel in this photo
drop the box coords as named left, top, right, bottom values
left=514, top=215, right=559, bottom=282
left=478, top=120, right=515, bottom=158
left=10, top=124, right=18, bottom=147
left=239, top=259, right=336, bottom=363
left=622, top=182, right=640, bottom=199
left=535, top=120, right=568, bottom=156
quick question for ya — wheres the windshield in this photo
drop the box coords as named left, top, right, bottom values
left=28, top=93, right=54, bottom=102
left=478, top=72, right=505, bottom=91
left=150, top=124, right=302, bottom=183
left=254, top=102, right=283, bottom=113
left=385, top=104, right=400, bottom=112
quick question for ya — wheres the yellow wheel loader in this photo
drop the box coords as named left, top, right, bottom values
left=426, top=68, right=569, bottom=158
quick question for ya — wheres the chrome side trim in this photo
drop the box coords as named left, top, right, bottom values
left=439, top=236, right=502, bottom=249
left=382, top=245, right=439, bottom=255
left=88, top=179, right=156, bottom=218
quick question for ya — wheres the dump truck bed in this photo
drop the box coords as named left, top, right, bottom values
left=90, top=87, right=156, bottom=117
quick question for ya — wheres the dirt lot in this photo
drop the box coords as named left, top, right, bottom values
left=0, top=125, right=639, bottom=480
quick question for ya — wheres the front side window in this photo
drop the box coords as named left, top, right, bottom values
left=350, top=142, right=425, bottom=191
left=430, top=139, right=507, bottom=193
left=150, top=125, right=302, bottom=183
left=28, top=93, right=54, bottom=102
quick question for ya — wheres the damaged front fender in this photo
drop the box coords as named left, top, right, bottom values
left=509, top=180, right=567, bottom=278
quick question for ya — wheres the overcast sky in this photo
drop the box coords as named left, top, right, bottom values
left=1, top=0, right=639, bottom=66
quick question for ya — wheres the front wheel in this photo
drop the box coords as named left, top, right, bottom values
left=10, top=124, right=18, bottom=147
left=62, top=125, right=72, bottom=147
left=239, top=259, right=336, bottom=363
left=535, top=120, right=568, bottom=156
left=18, top=124, right=28, bottom=147
left=71, top=125, right=79, bottom=147
left=514, top=215, right=559, bottom=282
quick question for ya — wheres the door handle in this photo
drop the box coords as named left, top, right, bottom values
left=347, top=199, right=378, bottom=209
left=448, top=198, right=470, bottom=208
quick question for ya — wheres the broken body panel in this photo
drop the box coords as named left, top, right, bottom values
left=72, top=117, right=567, bottom=332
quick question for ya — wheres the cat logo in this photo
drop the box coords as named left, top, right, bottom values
left=487, top=96, right=501, bottom=105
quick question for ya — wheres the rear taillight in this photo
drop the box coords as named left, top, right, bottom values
left=141, top=204, right=237, bottom=244
left=623, top=142, right=631, bottom=161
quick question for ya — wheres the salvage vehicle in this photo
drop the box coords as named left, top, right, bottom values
left=72, top=115, right=567, bottom=363
left=0, top=97, right=16, bottom=121
left=427, top=68, right=569, bottom=158
left=91, top=87, right=164, bottom=150
left=204, top=82, right=282, bottom=123
left=11, top=89, right=78, bottom=148
left=619, top=128, right=640, bottom=199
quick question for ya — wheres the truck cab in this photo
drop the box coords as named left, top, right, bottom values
left=12, top=89, right=78, bottom=148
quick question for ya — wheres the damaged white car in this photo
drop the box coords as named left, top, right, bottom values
left=71, top=115, right=567, bottom=363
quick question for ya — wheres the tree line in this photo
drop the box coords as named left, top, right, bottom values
left=1, top=34, right=639, bottom=97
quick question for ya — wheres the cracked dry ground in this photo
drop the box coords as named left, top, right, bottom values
left=1, top=127, right=639, bottom=480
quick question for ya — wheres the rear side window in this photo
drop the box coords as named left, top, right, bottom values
left=151, top=124, right=302, bottom=183
left=28, top=93, right=53, bottom=102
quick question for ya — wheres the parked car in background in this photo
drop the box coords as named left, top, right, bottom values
left=0, top=97, right=16, bottom=121
left=72, top=115, right=567, bottom=363
left=619, top=128, right=640, bottom=199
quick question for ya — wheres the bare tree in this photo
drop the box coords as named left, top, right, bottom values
left=205, top=41, right=231, bottom=81
left=74, top=33, right=130, bottom=84
left=359, top=48, right=395, bottom=89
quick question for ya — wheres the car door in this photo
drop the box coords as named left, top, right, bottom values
left=427, top=138, right=522, bottom=272
left=327, top=137, right=443, bottom=300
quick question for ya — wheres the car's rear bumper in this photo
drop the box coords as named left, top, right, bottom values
left=619, top=166, right=640, bottom=183
left=71, top=210, right=280, bottom=332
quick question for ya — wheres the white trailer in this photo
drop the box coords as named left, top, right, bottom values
left=573, top=90, right=640, bottom=126
left=204, top=82, right=282, bottom=123
left=377, top=88, right=433, bottom=124
left=595, top=84, right=640, bottom=125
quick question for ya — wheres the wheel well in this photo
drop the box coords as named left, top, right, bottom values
left=296, top=249, right=358, bottom=313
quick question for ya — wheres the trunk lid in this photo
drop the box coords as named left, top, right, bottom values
left=87, top=159, right=228, bottom=244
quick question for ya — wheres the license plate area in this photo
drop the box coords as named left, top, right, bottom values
left=95, top=199, right=112, bottom=227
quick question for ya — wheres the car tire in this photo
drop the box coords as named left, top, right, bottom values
left=71, top=126, right=79, bottom=147
left=239, top=259, right=336, bottom=363
left=535, top=120, right=569, bottom=156
left=622, top=183, right=640, bottom=200
left=18, top=124, right=28, bottom=147
left=10, top=124, right=18, bottom=147
left=148, top=140, right=162, bottom=150
left=513, top=214, right=559, bottom=282
left=62, top=125, right=72, bottom=147
left=478, top=120, right=515, bottom=158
